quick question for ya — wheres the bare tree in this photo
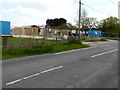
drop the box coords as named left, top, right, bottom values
left=75, top=8, right=88, bottom=36
left=81, top=9, right=88, bottom=36
left=75, top=8, right=88, bottom=28
left=85, top=17, right=98, bottom=30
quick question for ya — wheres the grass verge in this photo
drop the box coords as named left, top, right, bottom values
left=2, top=43, right=89, bottom=60
left=86, top=38, right=107, bottom=42
left=80, top=37, right=107, bottom=42
left=106, top=37, right=120, bottom=40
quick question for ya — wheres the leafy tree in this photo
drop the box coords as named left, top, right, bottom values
left=99, top=16, right=119, bottom=33
left=46, top=18, right=67, bottom=27
left=76, top=17, right=98, bottom=29
left=71, top=25, right=78, bottom=30
left=57, top=22, right=78, bottom=30
left=114, top=23, right=120, bottom=36
left=97, top=16, right=120, bottom=37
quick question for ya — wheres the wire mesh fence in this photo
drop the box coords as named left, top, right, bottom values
left=1, top=25, right=119, bottom=49
left=1, top=25, right=69, bottom=49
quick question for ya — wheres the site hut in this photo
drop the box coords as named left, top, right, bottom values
left=11, top=27, right=21, bottom=35
left=39, top=26, right=44, bottom=36
left=12, top=25, right=42, bottom=36
left=60, top=29, right=69, bottom=38
left=48, top=27, right=69, bottom=39
left=0, top=21, right=11, bottom=37
left=88, top=30, right=102, bottom=37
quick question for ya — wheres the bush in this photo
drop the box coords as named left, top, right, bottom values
left=100, top=38, right=107, bottom=41
left=106, top=37, right=120, bottom=40
left=67, top=37, right=81, bottom=44
left=80, top=37, right=88, bottom=41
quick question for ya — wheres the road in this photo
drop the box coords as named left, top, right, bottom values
left=2, top=41, right=118, bottom=88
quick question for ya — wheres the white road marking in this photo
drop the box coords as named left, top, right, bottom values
left=55, top=47, right=96, bottom=55
left=41, top=66, right=63, bottom=74
left=23, top=73, right=40, bottom=80
left=6, top=66, right=63, bottom=86
left=91, top=49, right=118, bottom=58
left=6, top=79, right=22, bottom=85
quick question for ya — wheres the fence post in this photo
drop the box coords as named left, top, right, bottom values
left=2, top=36, right=8, bottom=49
left=19, top=28, right=22, bottom=47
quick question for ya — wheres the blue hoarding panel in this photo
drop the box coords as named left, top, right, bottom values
left=0, top=22, right=1, bottom=37
left=0, top=21, right=11, bottom=36
left=88, top=30, right=102, bottom=37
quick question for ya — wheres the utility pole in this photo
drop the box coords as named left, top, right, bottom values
left=118, top=1, right=120, bottom=23
left=78, top=0, right=82, bottom=41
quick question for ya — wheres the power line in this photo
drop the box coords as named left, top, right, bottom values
left=83, top=4, right=111, bottom=17
left=73, top=0, right=111, bottom=17
left=107, top=0, right=120, bottom=7
left=72, top=0, right=77, bottom=6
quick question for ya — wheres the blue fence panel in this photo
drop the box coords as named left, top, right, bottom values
left=0, top=21, right=11, bottom=36
left=88, top=30, right=102, bottom=37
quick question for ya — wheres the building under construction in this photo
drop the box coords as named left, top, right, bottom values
left=11, top=25, right=44, bottom=36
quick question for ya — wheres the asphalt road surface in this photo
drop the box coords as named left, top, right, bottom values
left=2, top=41, right=119, bottom=88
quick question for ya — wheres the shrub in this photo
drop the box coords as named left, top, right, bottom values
left=100, top=38, right=107, bottom=41
left=67, top=37, right=81, bottom=44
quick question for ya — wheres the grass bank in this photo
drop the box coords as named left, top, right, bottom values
left=80, top=37, right=107, bottom=42
left=106, top=37, right=120, bottom=40
left=2, top=43, right=89, bottom=60
left=86, top=38, right=107, bottom=42
left=2, top=37, right=109, bottom=60
left=3, top=37, right=62, bottom=45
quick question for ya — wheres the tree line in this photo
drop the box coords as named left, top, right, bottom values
left=75, top=9, right=120, bottom=36
left=46, top=9, right=120, bottom=36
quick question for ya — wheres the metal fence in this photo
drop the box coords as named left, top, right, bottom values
left=2, top=25, right=69, bottom=49
left=2, top=25, right=119, bottom=49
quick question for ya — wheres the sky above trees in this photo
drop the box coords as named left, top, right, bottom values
left=0, top=0, right=119, bottom=26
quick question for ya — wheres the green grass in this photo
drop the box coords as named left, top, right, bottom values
left=86, top=38, right=107, bottom=42
left=53, top=43, right=89, bottom=52
left=2, top=37, right=63, bottom=49
left=80, top=37, right=88, bottom=41
left=106, top=37, right=120, bottom=40
left=2, top=43, right=89, bottom=60
left=80, top=37, right=107, bottom=42
left=4, top=37, right=62, bottom=44
left=67, top=37, right=107, bottom=43
left=2, top=36, right=109, bottom=60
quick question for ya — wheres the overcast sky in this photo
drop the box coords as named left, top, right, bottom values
left=0, top=0, right=119, bottom=27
